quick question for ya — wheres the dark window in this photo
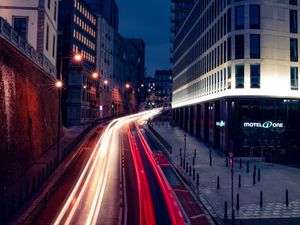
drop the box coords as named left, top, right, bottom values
left=290, top=38, right=298, bottom=62
left=250, top=64, right=260, bottom=88
left=250, top=34, right=260, bottom=58
left=290, top=0, right=297, bottom=5
left=48, top=0, right=51, bottom=9
left=290, top=10, right=298, bottom=33
left=13, top=17, right=28, bottom=40
left=250, top=5, right=260, bottom=29
left=46, top=24, right=49, bottom=51
left=227, top=8, right=231, bottom=32
left=291, top=67, right=298, bottom=90
left=54, top=2, right=57, bottom=21
left=52, top=35, right=55, bottom=57
left=235, top=65, right=244, bottom=88
left=235, top=35, right=244, bottom=59
left=227, top=37, right=231, bottom=60
left=235, top=6, right=244, bottom=30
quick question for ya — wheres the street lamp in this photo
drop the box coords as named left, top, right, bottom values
left=92, top=72, right=99, bottom=79
left=104, top=79, right=109, bottom=85
left=125, top=83, right=130, bottom=89
left=83, top=85, right=87, bottom=129
left=56, top=80, right=63, bottom=166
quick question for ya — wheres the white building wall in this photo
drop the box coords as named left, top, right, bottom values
left=0, top=0, right=58, bottom=68
left=172, top=0, right=300, bottom=108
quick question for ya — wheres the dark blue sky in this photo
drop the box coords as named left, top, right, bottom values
left=116, top=0, right=171, bottom=76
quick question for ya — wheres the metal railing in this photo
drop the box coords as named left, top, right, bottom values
left=0, top=17, right=55, bottom=77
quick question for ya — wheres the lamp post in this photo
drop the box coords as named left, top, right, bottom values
left=56, top=53, right=82, bottom=164
left=125, top=83, right=130, bottom=114
left=55, top=80, right=63, bottom=166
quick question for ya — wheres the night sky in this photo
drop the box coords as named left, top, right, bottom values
left=116, top=0, right=171, bottom=77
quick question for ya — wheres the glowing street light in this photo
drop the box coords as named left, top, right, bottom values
left=92, top=72, right=99, bottom=79
left=125, top=83, right=130, bottom=89
left=74, top=53, right=83, bottom=62
left=104, top=79, right=109, bottom=85
left=56, top=80, right=63, bottom=88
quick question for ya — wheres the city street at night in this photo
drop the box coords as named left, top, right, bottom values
left=2, top=0, right=300, bottom=225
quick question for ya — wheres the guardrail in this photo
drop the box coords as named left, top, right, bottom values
left=0, top=17, right=55, bottom=77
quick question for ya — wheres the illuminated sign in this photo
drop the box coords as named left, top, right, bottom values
left=243, top=121, right=284, bottom=129
left=216, top=120, right=226, bottom=127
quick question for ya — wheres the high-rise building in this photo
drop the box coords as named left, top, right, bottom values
left=58, top=0, right=99, bottom=126
left=85, top=0, right=119, bottom=30
left=0, top=0, right=58, bottom=68
left=155, top=70, right=172, bottom=108
left=172, top=0, right=300, bottom=163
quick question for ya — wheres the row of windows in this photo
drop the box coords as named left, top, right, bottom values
left=173, top=34, right=260, bottom=90
left=174, top=5, right=260, bottom=77
left=47, top=0, right=57, bottom=22
left=235, top=5, right=260, bottom=30
left=73, top=29, right=96, bottom=51
left=74, top=0, right=96, bottom=25
left=174, top=63, right=299, bottom=103
left=73, top=15, right=96, bottom=38
left=72, top=44, right=95, bottom=63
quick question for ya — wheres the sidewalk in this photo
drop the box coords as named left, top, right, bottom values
left=151, top=121, right=300, bottom=223
left=0, top=125, right=90, bottom=223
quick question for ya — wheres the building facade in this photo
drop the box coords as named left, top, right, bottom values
left=58, top=0, right=99, bottom=126
left=172, top=0, right=300, bottom=163
left=155, top=70, right=172, bottom=108
left=0, top=0, right=58, bottom=68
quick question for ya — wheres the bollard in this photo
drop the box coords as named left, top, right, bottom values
left=254, top=165, right=257, bottom=176
left=189, top=165, right=192, bottom=176
left=193, top=168, right=195, bottom=180
left=183, top=159, right=186, bottom=169
left=180, top=148, right=182, bottom=156
left=236, top=193, right=240, bottom=211
left=197, top=173, right=199, bottom=186
left=260, top=191, right=263, bottom=208
left=180, top=157, right=183, bottom=167
left=217, top=176, right=220, bottom=189
left=258, top=168, right=261, bottom=181
left=209, top=149, right=212, bottom=166
left=247, top=161, right=249, bottom=173
left=186, top=162, right=189, bottom=173
left=224, top=201, right=228, bottom=219
left=253, top=173, right=256, bottom=185
left=238, top=174, right=241, bottom=188
left=286, top=189, right=289, bottom=207
left=226, top=157, right=229, bottom=167
left=194, top=149, right=197, bottom=158
left=232, top=210, right=235, bottom=225
left=239, top=159, right=242, bottom=169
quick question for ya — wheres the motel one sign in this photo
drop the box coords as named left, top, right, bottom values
left=243, top=121, right=284, bottom=129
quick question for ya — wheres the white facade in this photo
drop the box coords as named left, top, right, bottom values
left=172, top=0, right=300, bottom=108
left=0, top=0, right=58, bottom=67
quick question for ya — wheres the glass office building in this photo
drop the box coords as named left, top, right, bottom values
left=172, top=0, right=300, bottom=163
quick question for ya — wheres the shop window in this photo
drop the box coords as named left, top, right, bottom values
left=235, top=64, right=244, bottom=88
left=250, top=64, right=260, bottom=88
